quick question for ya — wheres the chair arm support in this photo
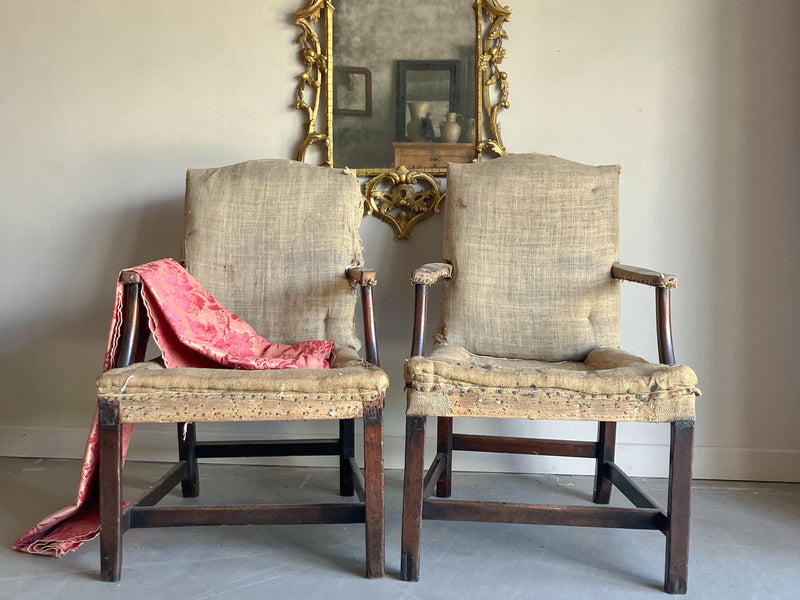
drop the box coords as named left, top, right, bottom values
left=611, top=262, right=678, bottom=289
left=113, top=278, right=150, bottom=369
left=611, top=263, right=678, bottom=365
left=344, top=267, right=380, bottom=366
left=409, top=263, right=452, bottom=357
left=410, top=262, right=453, bottom=286
left=346, top=267, right=377, bottom=288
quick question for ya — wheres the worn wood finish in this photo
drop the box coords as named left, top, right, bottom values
left=98, top=402, right=122, bottom=582
left=611, top=262, right=678, bottom=289
left=411, top=283, right=428, bottom=357
left=195, top=438, right=340, bottom=458
left=99, top=280, right=146, bottom=582
left=360, top=285, right=380, bottom=366
left=363, top=405, right=385, bottom=578
left=422, top=500, right=667, bottom=530
left=133, top=461, right=188, bottom=508
left=453, top=433, right=597, bottom=458
left=657, top=288, right=676, bottom=366
left=348, top=457, right=366, bottom=502
left=401, top=416, right=426, bottom=582
left=345, top=267, right=377, bottom=288
left=177, top=422, right=199, bottom=497
left=422, top=452, right=446, bottom=499
left=410, top=262, right=453, bottom=285
left=607, top=462, right=659, bottom=510
left=665, top=420, right=693, bottom=594
left=114, top=282, right=143, bottom=369
left=436, top=417, right=453, bottom=497
left=129, top=504, right=366, bottom=528
left=339, top=419, right=355, bottom=497
left=593, top=422, right=616, bottom=504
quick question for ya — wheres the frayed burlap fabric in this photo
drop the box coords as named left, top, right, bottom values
left=184, top=159, right=365, bottom=350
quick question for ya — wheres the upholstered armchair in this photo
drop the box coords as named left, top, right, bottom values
left=97, top=160, right=388, bottom=581
left=401, top=153, right=699, bottom=594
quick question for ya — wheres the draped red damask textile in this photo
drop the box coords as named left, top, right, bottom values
left=12, top=258, right=334, bottom=556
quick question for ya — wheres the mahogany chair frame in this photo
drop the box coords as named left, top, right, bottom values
left=99, top=267, right=385, bottom=581
left=400, top=262, right=694, bottom=594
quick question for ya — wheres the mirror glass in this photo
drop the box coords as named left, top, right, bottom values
left=332, top=0, right=476, bottom=170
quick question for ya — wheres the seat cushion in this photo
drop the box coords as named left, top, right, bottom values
left=405, top=345, right=698, bottom=423
left=97, top=349, right=388, bottom=423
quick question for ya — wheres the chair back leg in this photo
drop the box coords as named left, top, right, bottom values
left=593, top=421, right=617, bottom=504
left=339, top=419, right=356, bottom=497
left=177, top=422, right=200, bottom=498
left=436, top=417, right=453, bottom=497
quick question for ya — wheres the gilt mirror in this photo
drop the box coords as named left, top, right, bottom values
left=295, top=0, right=511, bottom=238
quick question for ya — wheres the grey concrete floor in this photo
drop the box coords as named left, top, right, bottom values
left=0, top=456, right=798, bottom=599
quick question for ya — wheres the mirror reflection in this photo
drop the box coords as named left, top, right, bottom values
left=332, top=0, right=475, bottom=170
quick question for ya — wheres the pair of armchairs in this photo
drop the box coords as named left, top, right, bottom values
left=97, top=155, right=698, bottom=594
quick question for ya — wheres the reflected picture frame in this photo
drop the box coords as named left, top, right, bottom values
left=395, top=60, right=459, bottom=142
left=334, top=66, right=372, bottom=116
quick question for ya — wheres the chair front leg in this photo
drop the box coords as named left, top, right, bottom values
left=665, top=420, right=694, bottom=594
left=362, top=405, right=385, bottom=578
left=99, top=401, right=123, bottom=582
left=401, top=415, right=426, bottom=581
left=593, top=421, right=617, bottom=504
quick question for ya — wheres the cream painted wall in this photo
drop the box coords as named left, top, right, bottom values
left=1, top=1, right=798, bottom=481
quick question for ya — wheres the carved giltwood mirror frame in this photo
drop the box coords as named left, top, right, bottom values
left=295, top=0, right=511, bottom=238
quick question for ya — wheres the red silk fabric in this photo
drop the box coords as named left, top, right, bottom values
left=13, top=258, right=333, bottom=556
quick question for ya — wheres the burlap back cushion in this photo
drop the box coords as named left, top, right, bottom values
left=183, top=159, right=364, bottom=350
left=436, top=153, right=621, bottom=361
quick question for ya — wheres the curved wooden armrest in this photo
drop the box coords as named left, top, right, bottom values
left=346, top=266, right=377, bottom=288
left=409, top=264, right=451, bottom=357
left=119, top=270, right=142, bottom=284
left=111, top=275, right=149, bottom=369
left=344, top=267, right=380, bottom=366
left=612, top=263, right=678, bottom=365
left=410, top=262, right=453, bottom=286
left=612, top=262, right=678, bottom=289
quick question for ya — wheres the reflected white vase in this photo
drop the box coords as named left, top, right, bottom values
left=406, top=101, right=430, bottom=142
left=461, top=117, right=476, bottom=143
left=440, top=112, right=462, bottom=143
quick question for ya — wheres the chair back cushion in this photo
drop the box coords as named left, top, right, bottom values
left=436, top=153, right=621, bottom=361
left=183, top=160, right=364, bottom=350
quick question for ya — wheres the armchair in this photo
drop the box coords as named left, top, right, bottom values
left=97, top=160, right=388, bottom=581
left=400, top=153, right=699, bottom=594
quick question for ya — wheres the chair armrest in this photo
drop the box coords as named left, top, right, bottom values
left=344, top=267, right=380, bottom=366
left=611, top=262, right=678, bottom=289
left=346, top=266, right=377, bottom=288
left=111, top=273, right=149, bottom=369
left=119, top=270, right=142, bottom=284
left=409, top=263, right=452, bottom=357
left=612, top=262, right=679, bottom=365
left=410, top=262, right=453, bottom=286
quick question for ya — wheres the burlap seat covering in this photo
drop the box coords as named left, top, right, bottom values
left=98, top=349, right=388, bottom=423
left=405, top=345, right=698, bottom=422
